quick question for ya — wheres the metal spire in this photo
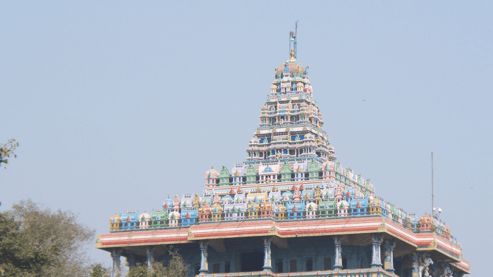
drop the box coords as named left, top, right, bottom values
left=431, top=152, right=434, bottom=218
left=289, top=21, right=298, bottom=59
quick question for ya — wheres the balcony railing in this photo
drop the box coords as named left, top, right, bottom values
left=197, top=268, right=398, bottom=277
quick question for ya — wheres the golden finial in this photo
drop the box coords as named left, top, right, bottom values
left=289, top=48, right=296, bottom=61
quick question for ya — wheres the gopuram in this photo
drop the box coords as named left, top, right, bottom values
left=96, top=29, right=471, bottom=277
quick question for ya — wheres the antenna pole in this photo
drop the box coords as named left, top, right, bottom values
left=289, top=31, right=292, bottom=56
left=431, top=152, right=434, bottom=218
left=294, top=20, right=298, bottom=59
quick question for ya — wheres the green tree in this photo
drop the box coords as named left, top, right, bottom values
left=90, top=263, right=110, bottom=277
left=0, top=139, right=19, bottom=169
left=126, top=248, right=188, bottom=277
left=0, top=200, right=95, bottom=276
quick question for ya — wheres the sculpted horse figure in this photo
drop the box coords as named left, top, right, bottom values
left=419, top=253, right=434, bottom=277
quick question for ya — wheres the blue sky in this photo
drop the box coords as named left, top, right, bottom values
left=1, top=1, right=491, bottom=275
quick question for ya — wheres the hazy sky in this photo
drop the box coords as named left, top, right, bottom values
left=1, top=1, right=491, bottom=275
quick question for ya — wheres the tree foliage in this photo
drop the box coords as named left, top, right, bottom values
left=0, top=139, right=19, bottom=169
left=127, top=248, right=188, bottom=277
left=90, top=263, right=110, bottom=277
left=0, top=200, right=95, bottom=276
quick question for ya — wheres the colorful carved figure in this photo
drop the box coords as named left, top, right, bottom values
left=318, top=199, right=336, bottom=218
left=180, top=209, right=197, bottom=226
left=419, top=252, right=434, bottom=277
left=213, top=193, right=221, bottom=206
left=150, top=210, right=167, bottom=228
left=287, top=202, right=304, bottom=219
left=168, top=211, right=180, bottom=227
left=121, top=212, right=139, bottom=230
left=420, top=214, right=433, bottom=232
left=305, top=202, right=317, bottom=218
left=109, top=213, right=121, bottom=231
left=162, top=196, right=173, bottom=213
left=211, top=204, right=223, bottom=221
left=260, top=200, right=274, bottom=218
left=351, top=198, right=368, bottom=216
left=337, top=200, right=350, bottom=217
left=205, top=168, right=219, bottom=187
left=172, top=195, right=180, bottom=212
left=198, top=201, right=211, bottom=222
left=292, top=185, right=302, bottom=203
left=274, top=204, right=286, bottom=220
left=193, top=194, right=201, bottom=208
left=247, top=198, right=260, bottom=218
left=138, top=212, right=150, bottom=229
left=440, top=262, right=453, bottom=277
left=313, top=185, right=322, bottom=203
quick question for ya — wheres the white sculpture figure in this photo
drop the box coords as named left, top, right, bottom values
left=326, top=184, right=336, bottom=199
left=440, top=263, right=453, bottom=277
left=419, top=253, right=434, bottom=277
left=354, top=188, right=365, bottom=199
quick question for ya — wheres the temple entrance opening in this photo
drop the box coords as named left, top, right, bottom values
left=240, top=251, right=263, bottom=272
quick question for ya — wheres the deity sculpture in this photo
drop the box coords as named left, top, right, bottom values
left=314, top=185, right=321, bottom=202
left=193, top=194, right=201, bottom=208
left=440, top=263, right=453, bottom=277
left=419, top=252, right=434, bottom=277
left=173, top=195, right=180, bottom=211
left=335, top=186, right=343, bottom=203
left=213, top=193, right=221, bottom=205
left=293, top=186, right=302, bottom=203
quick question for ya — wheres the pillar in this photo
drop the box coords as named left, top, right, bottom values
left=333, top=236, right=343, bottom=270
left=384, top=239, right=395, bottom=273
left=146, top=247, right=154, bottom=271
left=412, top=252, right=419, bottom=277
left=263, top=238, right=272, bottom=272
left=128, top=254, right=136, bottom=271
left=371, top=234, right=383, bottom=269
left=199, top=241, right=209, bottom=275
left=111, top=248, right=121, bottom=277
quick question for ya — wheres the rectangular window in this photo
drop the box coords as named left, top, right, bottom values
left=276, top=259, right=283, bottom=273
left=323, top=257, right=331, bottom=270
left=212, top=263, right=220, bottom=273
left=305, top=257, right=313, bottom=271
left=289, top=259, right=297, bottom=272
left=225, top=261, right=230, bottom=273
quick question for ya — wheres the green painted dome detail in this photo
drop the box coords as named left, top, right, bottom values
left=219, top=166, right=230, bottom=186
